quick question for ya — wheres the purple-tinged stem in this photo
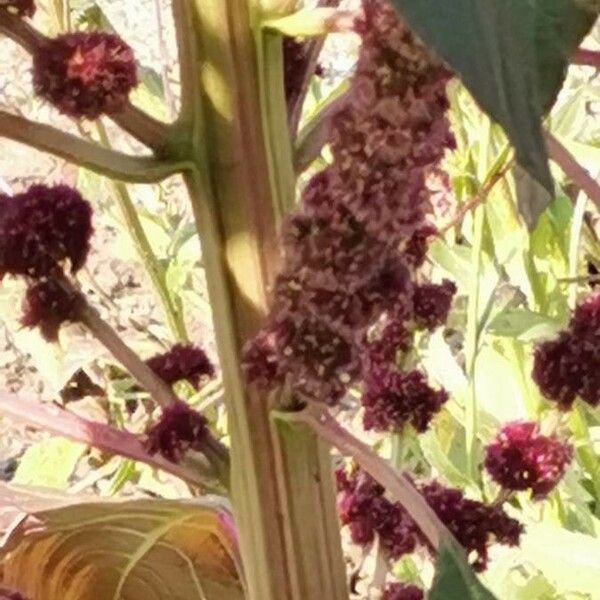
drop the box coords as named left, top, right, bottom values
left=284, top=407, right=459, bottom=550
left=545, top=131, right=600, bottom=211
left=0, top=392, right=207, bottom=487
left=572, top=48, right=600, bottom=69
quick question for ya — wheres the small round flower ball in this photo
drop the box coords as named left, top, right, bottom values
left=0, top=185, right=93, bottom=279
left=145, top=400, right=208, bottom=463
left=412, top=279, right=457, bottom=331
left=485, top=421, right=573, bottom=498
left=362, top=367, right=448, bottom=433
left=21, top=277, right=82, bottom=341
left=383, top=583, right=424, bottom=600
left=33, top=32, right=137, bottom=118
left=0, top=0, right=35, bottom=16
left=146, top=343, right=215, bottom=389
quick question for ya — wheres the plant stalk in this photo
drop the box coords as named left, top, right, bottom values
left=179, top=3, right=348, bottom=598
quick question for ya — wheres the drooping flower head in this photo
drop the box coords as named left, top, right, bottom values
left=0, top=185, right=93, bottom=279
left=485, top=421, right=573, bottom=498
left=421, top=481, right=523, bottom=572
left=21, top=277, right=82, bottom=341
left=0, top=0, right=35, bottom=16
left=362, top=367, right=448, bottom=433
left=383, top=583, right=424, bottom=600
left=336, top=465, right=419, bottom=559
left=33, top=32, right=137, bottom=118
left=533, top=291, right=600, bottom=410
left=146, top=343, right=215, bottom=389
left=145, top=400, right=208, bottom=463
left=335, top=465, right=522, bottom=571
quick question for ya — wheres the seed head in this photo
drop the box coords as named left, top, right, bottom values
left=485, top=421, right=573, bottom=498
left=0, top=185, right=92, bottom=279
left=21, top=277, right=82, bottom=341
left=33, top=32, right=137, bottom=118
left=146, top=343, right=215, bottom=389
left=145, top=400, right=208, bottom=463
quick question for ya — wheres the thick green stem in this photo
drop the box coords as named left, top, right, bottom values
left=179, top=4, right=348, bottom=599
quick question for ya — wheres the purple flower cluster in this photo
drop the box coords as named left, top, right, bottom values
left=0, top=0, right=35, bottom=16
left=243, top=0, right=455, bottom=409
left=145, top=400, right=209, bottom=463
left=362, top=367, right=448, bottom=433
left=0, top=185, right=92, bottom=279
left=421, top=481, right=523, bottom=572
left=383, top=583, right=424, bottom=600
left=21, top=277, right=82, bottom=341
left=413, top=279, right=457, bottom=331
left=336, top=465, right=522, bottom=571
left=485, top=421, right=573, bottom=498
left=146, top=343, right=215, bottom=389
left=33, top=32, right=137, bottom=118
left=336, top=466, right=420, bottom=559
left=533, top=291, right=600, bottom=410
left=0, top=184, right=93, bottom=339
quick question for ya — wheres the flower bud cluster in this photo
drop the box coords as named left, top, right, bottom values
left=0, top=185, right=93, bottom=338
left=484, top=421, right=573, bottom=498
left=533, top=291, right=600, bottom=410
left=336, top=465, right=523, bottom=572
left=243, top=0, right=456, bottom=415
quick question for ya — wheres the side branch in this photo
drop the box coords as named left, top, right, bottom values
left=0, top=391, right=210, bottom=488
left=282, top=408, right=460, bottom=551
left=0, top=111, right=189, bottom=183
left=0, top=12, right=172, bottom=152
left=545, top=131, right=600, bottom=212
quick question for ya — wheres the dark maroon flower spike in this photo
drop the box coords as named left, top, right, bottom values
left=383, top=583, right=424, bottom=600
left=336, top=466, right=419, bottom=559
left=0, top=0, right=35, bottom=17
left=21, top=277, right=82, bottom=341
left=0, top=185, right=93, bottom=280
left=244, top=1, right=455, bottom=405
left=533, top=291, right=600, bottom=410
left=485, top=421, right=573, bottom=499
left=336, top=466, right=523, bottom=571
left=145, top=400, right=208, bottom=463
left=362, top=367, right=448, bottom=433
left=33, top=32, right=137, bottom=118
left=146, top=343, right=215, bottom=389
left=421, top=481, right=523, bottom=572
left=413, top=279, right=457, bottom=331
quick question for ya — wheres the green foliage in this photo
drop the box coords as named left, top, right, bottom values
left=13, top=438, right=86, bottom=489
left=429, top=539, right=498, bottom=600
left=390, top=0, right=595, bottom=223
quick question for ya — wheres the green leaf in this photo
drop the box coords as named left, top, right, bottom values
left=390, top=0, right=595, bottom=218
left=487, top=308, right=563, bottom=342
left=429, top=538, right=499, bottom=600
left=13, top=439, right=86, bottom=489
left=0, top=486, right=243, bottom=600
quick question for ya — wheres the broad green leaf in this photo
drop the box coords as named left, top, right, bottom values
left=391, top=0, right=595, bottom=220
left=487, top=308, right=563, bottom=342
left=429, top=538, right=499, bottom=600
left=0, top=486, right=243, bottom=600
left=13, top=439, right=86, bottom=490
